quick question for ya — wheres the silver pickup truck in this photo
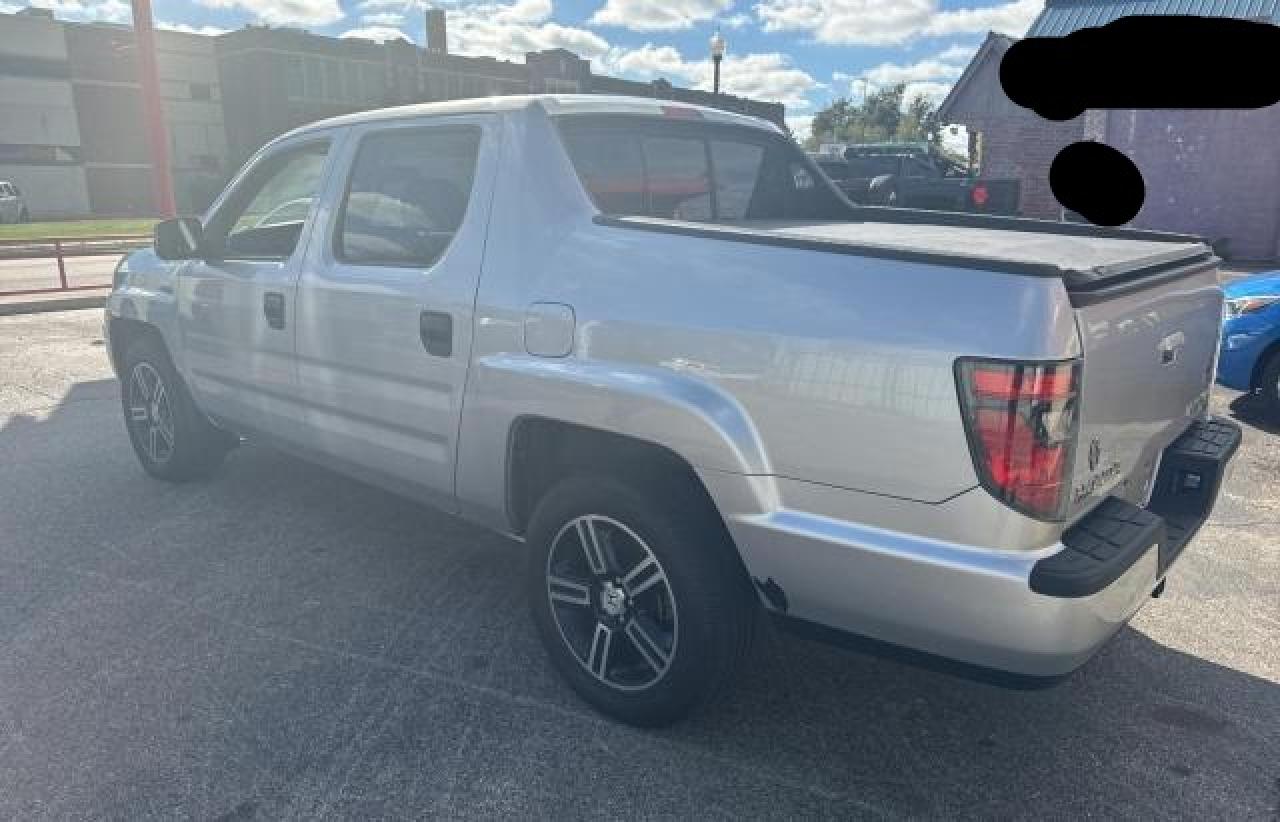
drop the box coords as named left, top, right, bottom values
left=106, top=95, right=1240, bottom=726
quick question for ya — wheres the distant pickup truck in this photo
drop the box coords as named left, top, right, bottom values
left=814, top=144, right=1021, bottom=215
left=107, top=95, right=1237, bottom=727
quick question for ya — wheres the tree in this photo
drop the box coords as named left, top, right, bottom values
left=805, top=84, right=941, bottom=149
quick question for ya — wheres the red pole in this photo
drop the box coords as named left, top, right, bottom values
left=131, top=0, right=176, bottom=218
left=55, top=240, right=68, bottom=290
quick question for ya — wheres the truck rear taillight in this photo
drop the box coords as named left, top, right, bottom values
left=956, top=359, right=1081, bottom=520
left=971, top=184, right=989, bottom=207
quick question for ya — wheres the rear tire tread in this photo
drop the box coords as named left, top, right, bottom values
left=526, top=473, right=756, bottom=727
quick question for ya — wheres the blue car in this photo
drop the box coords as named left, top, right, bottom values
left=1218, top=270, right=1280, bottom=417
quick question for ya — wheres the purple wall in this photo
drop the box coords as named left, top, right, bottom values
left=1110, top=106, right=1280, bottom=259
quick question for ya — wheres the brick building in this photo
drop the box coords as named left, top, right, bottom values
left=939, top=2, right=1280, bottom=260
left=0, top=6, right=784, bottom=218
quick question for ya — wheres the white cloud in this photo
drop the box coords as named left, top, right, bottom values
left=863, top=56, right=961, bottom=86
left=833, top=44, right=976, bottom=110
left=23, top=0, right=131, bottom=22
left=158, top=20, right=231, bottom=35
left=604, top=43, right=817, bottom=108
left=0, top=2, right=21, bottom=13
left=923, top=0, right=1040, bottom=38
left=722, top=12, right=751, bottom=28
left=787, top=114, right=814, bottom=140
left=590, top=0, right=732, bottom=32
left=356, top=0, right=607, bottom=61
left=360, top=11, right=405, bottom=25
left=934, top=43, right=979, bottom=62
left=340, top=25, right=411, bottom=42
left=344, top=0, right=595, bottom=61
left=901, top=79, right=954, bottom=105
left=755, top=0, right=1037, bottom=45
left=197, top=0, right=343, bottom=27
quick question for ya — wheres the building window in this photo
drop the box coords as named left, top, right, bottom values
left=325, top=60, right=341, bottom=102
left=190, top=82, right=212, bottom=101
left=286, top=57, right=305, bottom=98
left=305, top=58, right=323, bottom=100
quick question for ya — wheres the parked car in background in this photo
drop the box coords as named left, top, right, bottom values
left=108, top=95, right=1238, bottom=726
left=1217, top=270, right=1280, bottom=418
left=0, top=181, right=28, bottom=223
left=812, top=144, right=1021, bottom=215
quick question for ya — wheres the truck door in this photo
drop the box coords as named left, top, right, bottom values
left=179, top=136, right=339, bottom=439
left=293, top=117, right=498, bottom=508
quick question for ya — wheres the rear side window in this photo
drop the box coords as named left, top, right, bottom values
left=336, top=126, right=480, bottom=268
left=642, top=136, right=711, bottom=220
left=710, top=140, right=765, bottom=220
left=560, top=118, right=846, bottom=222
left=560, top=129, right=645, bottom=215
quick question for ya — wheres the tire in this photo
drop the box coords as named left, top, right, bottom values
left=120, top=335, right=236, bottom=481
left=526, top=474, right=757, bottom=727
left=1258, top=352, right=1280, bottom=421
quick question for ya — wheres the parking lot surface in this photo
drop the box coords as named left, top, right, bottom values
left=1, top=309, right=1277, bottom=820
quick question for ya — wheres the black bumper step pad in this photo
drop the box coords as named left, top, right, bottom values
left=1031, top=417, right=1242, bottom=599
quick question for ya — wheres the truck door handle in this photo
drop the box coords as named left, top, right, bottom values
left=263, top=292, right=286, bottom=330
left=420, top=310, right=452, bottom=357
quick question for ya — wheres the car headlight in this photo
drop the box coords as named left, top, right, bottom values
left=1224, top=295, right=1280, bottom=318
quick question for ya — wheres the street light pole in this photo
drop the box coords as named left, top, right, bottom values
left=710, top=29, right=725, bottom=96
left=131, top=0, right=176, bottom=218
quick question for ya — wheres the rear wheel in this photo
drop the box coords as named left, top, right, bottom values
left=120, top=336, right=236, bottom=481
left=1258, top=352, right=1280, bottom=420
left=526, top=474, right=756, bottom=726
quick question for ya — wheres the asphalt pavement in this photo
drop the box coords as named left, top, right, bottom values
left=0, top=309, right=1277, bottom=820
left=0, top=254, right=120, bottom=293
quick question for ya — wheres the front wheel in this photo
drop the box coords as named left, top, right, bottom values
left=120, top=336, right=236, bottom=481
left=1258, top=352, right=1280, bottom=421
left=526, top=474, right=757, bottom=726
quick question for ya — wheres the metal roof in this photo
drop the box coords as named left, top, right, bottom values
left=1027, top=0, right=1280, bottom=37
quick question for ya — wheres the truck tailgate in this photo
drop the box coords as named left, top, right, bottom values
left=1067, top=259, right=1223, bottom=520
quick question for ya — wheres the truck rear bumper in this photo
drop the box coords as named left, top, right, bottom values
left=719, top=418, right=1241, bottom=680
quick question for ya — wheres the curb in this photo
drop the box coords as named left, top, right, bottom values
left=0, top=294, right=106, bottom=316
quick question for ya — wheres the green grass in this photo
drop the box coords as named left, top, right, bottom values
left=0, top=219, right=157, bottom=242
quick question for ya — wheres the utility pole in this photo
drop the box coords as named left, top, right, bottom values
left=710, top=29, right=725, bottom=95
left=131, top=0, right=176, bottom=217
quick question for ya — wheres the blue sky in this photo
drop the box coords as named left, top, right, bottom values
left=8, top=0, right=1044, bottom=136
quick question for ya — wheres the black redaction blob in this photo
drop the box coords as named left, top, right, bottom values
left=1001, top=16, right=1280, bottom=122
left=1050, top=142, right=1145, bottom=227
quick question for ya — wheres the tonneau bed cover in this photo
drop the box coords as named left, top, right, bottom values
left=596, top=212, right=1216, bottom=305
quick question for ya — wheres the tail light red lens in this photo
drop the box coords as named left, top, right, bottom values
left=956, top=359, right=1081, bottom=520
left=971, top=184, right=990, bottom=207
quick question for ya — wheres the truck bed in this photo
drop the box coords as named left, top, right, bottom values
left=596, top=212, right=1215, bottom=303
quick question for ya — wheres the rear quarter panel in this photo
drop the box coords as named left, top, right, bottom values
left=457, top=109, right=1082, bottom=529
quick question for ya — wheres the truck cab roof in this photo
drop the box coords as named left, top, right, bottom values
left=284, top=94, right=783, bottom=141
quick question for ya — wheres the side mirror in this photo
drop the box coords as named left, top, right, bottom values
left=154, top=217, right=204, bottom=261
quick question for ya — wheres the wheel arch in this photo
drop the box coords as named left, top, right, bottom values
left=1249, top=336, right=1280, bottom=392
left=107, top=315, right=170, bottom=376
left=506, top=416, right=721, bottom=537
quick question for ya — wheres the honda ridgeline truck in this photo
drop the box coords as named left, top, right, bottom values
left=105, top=96, right=1240, bottom=726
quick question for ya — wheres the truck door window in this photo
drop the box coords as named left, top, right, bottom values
left=641, top=136, right=712, bottom=221
left=206, top=141, right=329, bottom=260
left=335, top=126, right=480, bottom=268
